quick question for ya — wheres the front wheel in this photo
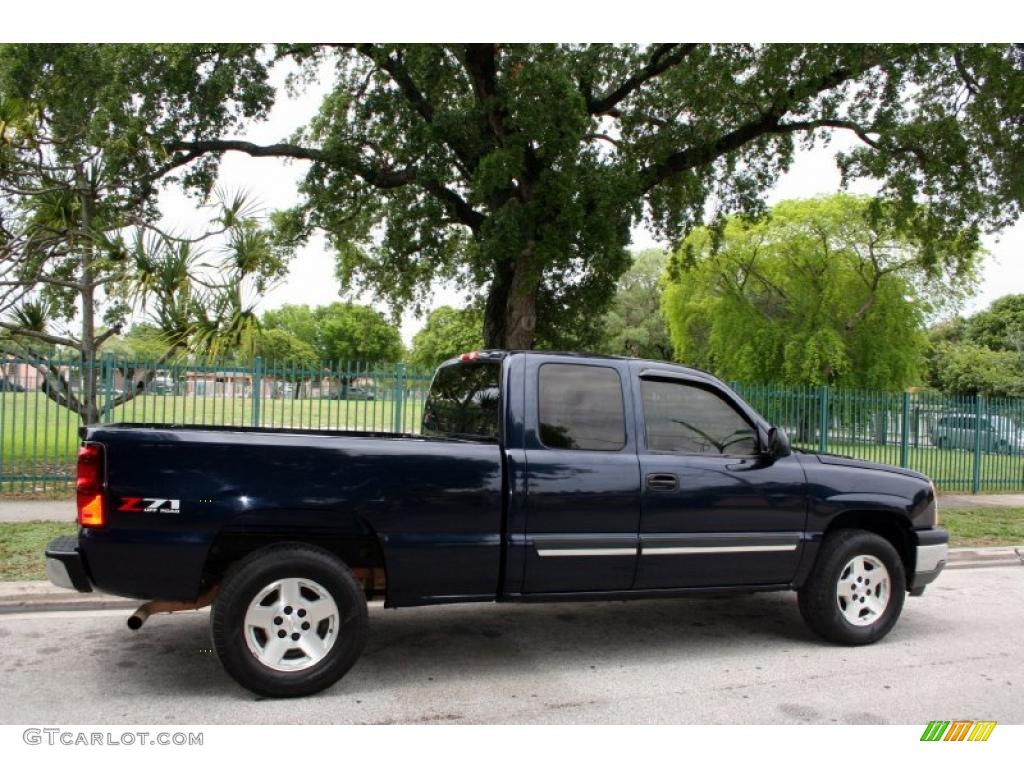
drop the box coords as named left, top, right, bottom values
left=798, top=529, right=906, bottom=645
left=211, top=544, right=368, bottom=697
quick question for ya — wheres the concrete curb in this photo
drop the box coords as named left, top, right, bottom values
left=946, top=546, right=1024, bottom=570
left=0, top=581, right=137, bottom=614
left=1, top=546, right=1021, bottom=615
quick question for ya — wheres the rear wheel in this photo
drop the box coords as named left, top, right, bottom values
left=798, top=529, right=906, bottom=645
left=211, top=544, right=368, bottom=697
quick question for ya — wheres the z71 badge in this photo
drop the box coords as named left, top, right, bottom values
left=117, top=497, right=180, bottom=514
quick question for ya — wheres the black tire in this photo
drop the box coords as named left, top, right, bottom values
left=798, top=529, right=906, bottom=645
left=211, top=543, right=368, bottom=698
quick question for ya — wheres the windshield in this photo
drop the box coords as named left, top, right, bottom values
left=422, top=361, right=501, bottom=441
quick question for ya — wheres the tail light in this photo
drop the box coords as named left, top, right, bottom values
left=77, top=442, right=106, bottom=527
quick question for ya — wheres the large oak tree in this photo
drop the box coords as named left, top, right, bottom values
left=8, top=44, right=1024, bottom=349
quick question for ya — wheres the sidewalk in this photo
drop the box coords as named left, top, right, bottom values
left=4, top=493, right=1024, bottom=523
left=0, top=499, right=76, bottom=522
left=939, top=493, right=1024, bottom=509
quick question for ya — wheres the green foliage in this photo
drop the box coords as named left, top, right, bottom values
left=924, top=293, right=1024, bottom=397
left=0, top=44, right=274, bottom=195
left=597, top=249, right=673, bottom=360
left=101, top=323, right=174, bottom=360
left=662, top=195, right=977, bottom=390
left=55, top=43, right=1016, bottom=349
left=247, top=328, right=317, bottom=369
left=2, top=44, right=1020, bottom=354
left=261, top=302, right=403, bottom=364
left=965, top=294, right=1024, bottom=352
left=926, top=340, right=1024, bottom=397
left=409, top=306, right=484, bottom=368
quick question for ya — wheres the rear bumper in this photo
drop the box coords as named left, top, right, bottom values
left=910, top=527, right=949, bottom=594
left=45, top=536, right=93, bottom=593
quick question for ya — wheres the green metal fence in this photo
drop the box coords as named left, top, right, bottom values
left=2, top=354, right=1023, bottom=495
left=733, top=383, right=1024, bottom=493
left=0, top=355, right=434, bottom=495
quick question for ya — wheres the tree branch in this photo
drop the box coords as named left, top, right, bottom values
left=166, top=138, right=324, bottom=163
left=463, top=43, right=503, bottom=141
left=642, top=56, right=881, bottom=192
left=353, top=44, right=475, bottom=177
left=101, top=345, right=180, bottom=414
left=0, top=321, right=80, bottom=349
left=94, top=323, right=124, bottom=348
left=166, top=139, right=485, bottom=230
left=588, top=44, right=698, bottom=115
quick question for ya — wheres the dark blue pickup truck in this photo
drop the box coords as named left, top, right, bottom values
left=46, top=350, right=948, bottom=697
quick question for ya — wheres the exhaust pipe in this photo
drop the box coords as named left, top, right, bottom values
left=127, top=586, right=218, bottom=630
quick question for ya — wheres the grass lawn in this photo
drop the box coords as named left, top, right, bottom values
left=0, top=521, right=77, bottom=581
left=942, top=507, right=1024, bottom=547
left=0, top=508, right=1020, bottom=582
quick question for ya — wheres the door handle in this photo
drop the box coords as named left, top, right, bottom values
left=646, top=473, right=678, bottom=491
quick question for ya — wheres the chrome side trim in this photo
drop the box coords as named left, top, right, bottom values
left=916, top=543, right=948, bottom=574
left=642, top=544, right=798, bottom=555
left=535, top=548, right=638, bottom=557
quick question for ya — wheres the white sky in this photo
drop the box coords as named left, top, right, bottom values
left=157, top=56, right=1024, bottom=346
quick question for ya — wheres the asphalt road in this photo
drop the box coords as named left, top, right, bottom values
left=0, top=566, right=1021, bottom=725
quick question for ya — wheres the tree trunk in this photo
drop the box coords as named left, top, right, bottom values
left=77, top=168, right=101, bottom=425
left=490, top=244, right=539, bottom=350
left=483, top=258, right=515, bottom=349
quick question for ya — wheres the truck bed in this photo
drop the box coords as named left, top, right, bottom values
left=79, top=423, right=505, bottom=606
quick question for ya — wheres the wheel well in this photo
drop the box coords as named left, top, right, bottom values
left=201, top=528, right=387, bottom=599
left=823, top=510, right=915, bottom=582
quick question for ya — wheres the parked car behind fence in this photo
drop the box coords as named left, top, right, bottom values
left=930, top=413, right=1023, bottom=454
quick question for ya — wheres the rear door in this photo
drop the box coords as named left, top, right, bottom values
left=632, top=370, right=807, bottom=589
left=520, top=357, right=641, bottom=593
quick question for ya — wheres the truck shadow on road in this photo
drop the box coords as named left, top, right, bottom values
left=96, top=590, right=855, bottom=700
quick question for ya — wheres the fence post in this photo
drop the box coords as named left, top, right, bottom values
left=972, top=394, right=984, bottom=494
left=251, top=356, right=263, bottom=428
left=900, top=391, right=910, bottom=468
left=392, top=362, right=406, bottom=433
left=101, top=353, right=115, bottom=423
left=819, top=385, right=829, bottom=454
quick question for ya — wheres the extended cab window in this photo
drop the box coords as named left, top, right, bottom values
left=539, top=363, right=626, bottom=451
left=422, top=362, right=501, bottom=440
left=641, top=379, right=758, bottom=455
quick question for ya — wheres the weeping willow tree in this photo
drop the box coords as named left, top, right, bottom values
left=662, top=195, right=978, bottom=390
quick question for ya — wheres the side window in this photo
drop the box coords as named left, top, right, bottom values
left=538, top=364, right=626, bottom=451
left=641, top=379, right=758, bottom=455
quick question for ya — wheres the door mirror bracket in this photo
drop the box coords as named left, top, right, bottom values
left=765, top=426, right=791, bottom=458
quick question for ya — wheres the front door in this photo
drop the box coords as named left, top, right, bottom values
left=633, top=373, right=807, bottom=589
left=521, top=358, right=641, bottom=593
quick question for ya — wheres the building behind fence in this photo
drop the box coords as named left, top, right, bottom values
left=2, top=355, right=1023, bottom=495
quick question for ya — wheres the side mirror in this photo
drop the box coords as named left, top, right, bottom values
left=765, top=426, right=791, bottom=458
